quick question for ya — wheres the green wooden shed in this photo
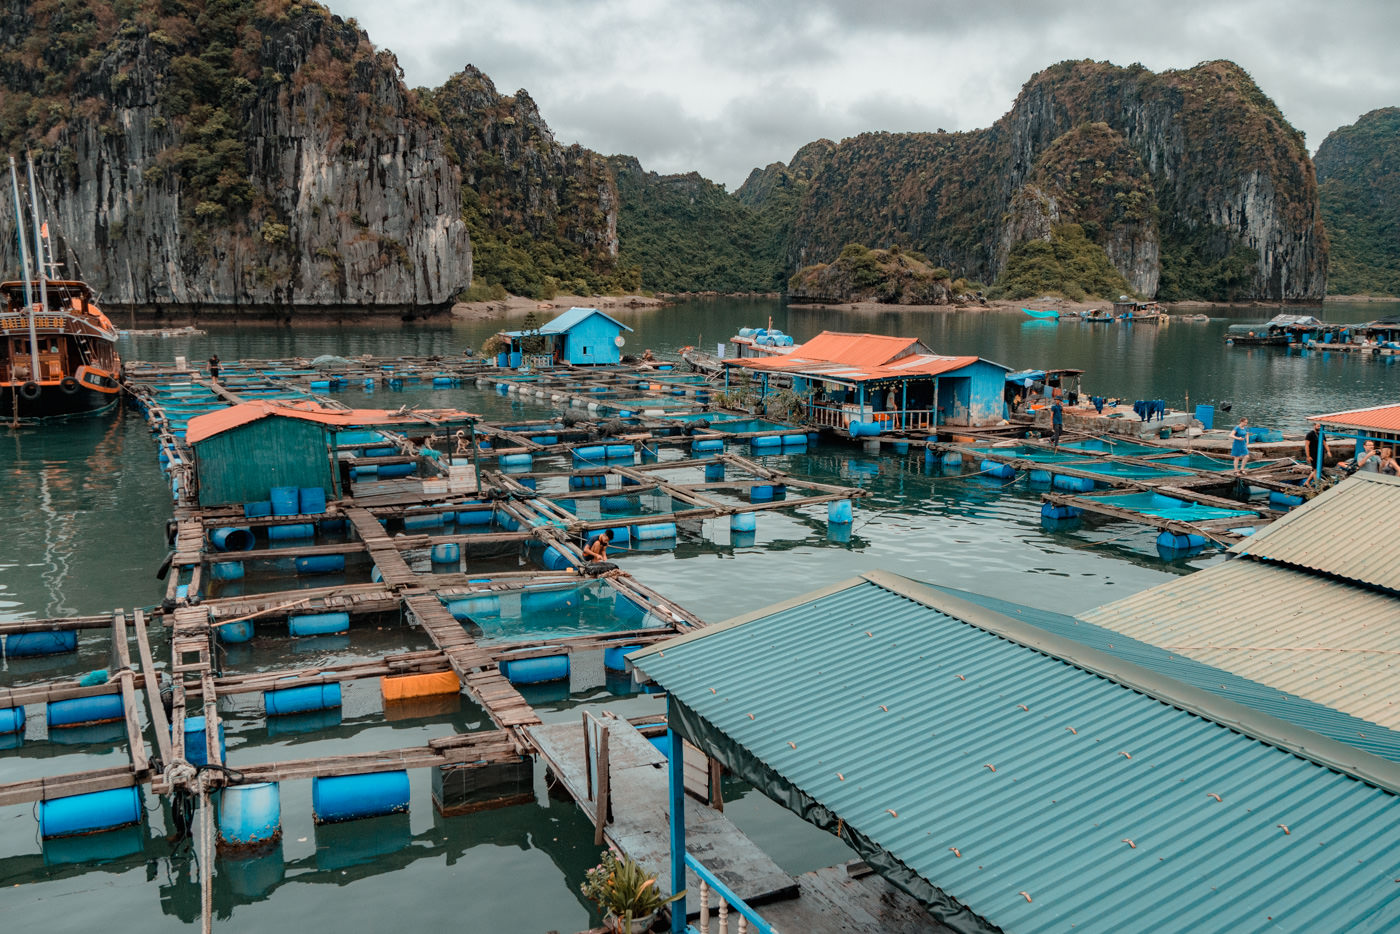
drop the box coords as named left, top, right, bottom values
left=187, top=406, right=340, bottom=507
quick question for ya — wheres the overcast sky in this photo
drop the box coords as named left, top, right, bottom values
left=327, top=0, right=1399, bottom=190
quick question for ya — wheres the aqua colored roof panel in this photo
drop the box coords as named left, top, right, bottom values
left=632, top=573, right=1400, bottom=934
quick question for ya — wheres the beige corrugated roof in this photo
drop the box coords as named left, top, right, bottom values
left=1227, top=472, right=1400, bottom=592
left=1080, top=560, right=1400, bottom=731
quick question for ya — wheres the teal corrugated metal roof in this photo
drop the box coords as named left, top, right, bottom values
left=541, top=306, right=632, bottom=334
left=632, top=574, right=1400, bottom=934
left=926, top=584, right=1400, bottom=763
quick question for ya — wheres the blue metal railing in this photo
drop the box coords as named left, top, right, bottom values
left=683, top=852, right=776, bottom=934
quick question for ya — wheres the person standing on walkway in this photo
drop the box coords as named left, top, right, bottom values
left=208, top=353, right=221, bottom=383
left=1050, top=398, right=1064, bottom=447
left=1230, top=417, right=1250, bottom=472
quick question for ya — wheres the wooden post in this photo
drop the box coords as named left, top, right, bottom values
left=111, top=610, right=149, bottom=776
left=133, top=609, right=173, bottom=767
left=595, top=725, right=610, bottom=846
left=668, top=697, right=687, bottom=932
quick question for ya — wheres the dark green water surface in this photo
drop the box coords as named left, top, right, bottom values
left=1, top=298, right=1395, bottom=930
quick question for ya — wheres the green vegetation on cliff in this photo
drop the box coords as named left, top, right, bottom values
left=609, top=157, right=790, bottom=293
left=991, top=224, right=1131, bottom=301
left=788, top=243, right=963, bottom=304
left=424, top=67, right=635, bottom=300
left=1316, top=107, right=1400, bottom=296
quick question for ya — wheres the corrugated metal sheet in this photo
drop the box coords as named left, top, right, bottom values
left=786, top=331, right=922, bottom=366
left=1081, top=560, right=1400, bottom=731
left=735, top=353, right=984, bottom=383
left=633, top=576, right=1400, bottom=933
left=930, top=584, right=1400, bottom=762
left=538, top=306, right=632, bottom=334
left=1227, top=473, right=1400, bottom=591
left=187, top=401, right=476, bottom=443
left=1311, top=402, right=1400, bottom=433
left=193, top=415, right=335, bottom=506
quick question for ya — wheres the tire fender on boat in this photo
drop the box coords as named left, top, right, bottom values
left=19, top=381, right=40, bottom=400
left=60, top=376, right=80, bottom=394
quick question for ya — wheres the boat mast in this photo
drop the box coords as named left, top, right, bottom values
left=8, top=155, right=41, bottom=382
left=25, top=153, right=52, bottom=329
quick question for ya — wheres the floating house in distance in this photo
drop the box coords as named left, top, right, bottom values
left=723, top=331, right=1009, bottom=433
left=629, top=568, right=1400, bottom=933
left=184, top=401, right=477, bottom=507
left=1310, top=401, right=1400, bottom=452
left=498, top=307, right=633, bottom=366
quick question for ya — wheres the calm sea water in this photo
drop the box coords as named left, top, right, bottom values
left=1, top=298, right=1395, bottom=931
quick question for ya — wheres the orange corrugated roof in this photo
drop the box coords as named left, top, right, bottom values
left=731, top=352, right=988, bottom=382
left=1309, top=404, right=1400, bottom=433
left=785, top=331, right=924, bottom=367
left=186, top=401, right=477, bottom=444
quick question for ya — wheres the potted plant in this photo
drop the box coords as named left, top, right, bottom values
left=581, top=849, right=684, bottom=933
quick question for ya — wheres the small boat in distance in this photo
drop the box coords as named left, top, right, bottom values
left=2, top=154, right=122, bottom=420
left=1021, top=307, right=1060, bottom=320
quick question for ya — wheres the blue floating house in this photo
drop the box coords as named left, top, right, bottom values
left=630, top=569, right=1400, bottom=933
left=723, top=331, right=1010, bottom=433
left=499, top=307, right=633, bottom=366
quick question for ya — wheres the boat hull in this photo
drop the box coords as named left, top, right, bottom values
left=0, top=383, right=119, bottom=420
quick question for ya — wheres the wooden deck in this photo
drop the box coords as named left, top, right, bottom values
left=529, top=715, right=799, bottom=907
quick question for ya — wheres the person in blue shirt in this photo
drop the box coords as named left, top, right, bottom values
left=1230, top=418, right=1250, bottom=471
left=1050, top=398, right=1064, bottom=447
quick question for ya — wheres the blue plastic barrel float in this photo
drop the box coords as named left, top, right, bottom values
left=1051, top=474, right=1095, bottom=493
left=0, top=706, right=26, bottom=734
left=531, top=435, right=558, bottom=445
left=1041, top=503, right=1083, bottom=521
left=456, top=502, right=493, bottom=525
left=605, top=444, right=635, bottom=460
left=219, top=782, right=282, bottom=849
left=264, top=682, right=342, bottom=716
left=634, top=522, right=677, bottom=541
left=980, top=460, right=1017, bottom=480
left=848, top=420, right=883, bottom=437
left=828, top=500, right=853, bottom=524
left=446, top=593, right=501, bottom=620
left=750, top=434, right=782, bottom=450
left=211, top=560, right=245, bottom=581
left=5, top=630, right=78, bottom=657
left=181, top=715, right=226, bottom=767
left=500, top=654, right=569, bottom=685
left=500, top=453, right=533, bottom=470
left=1157, top=531, right=1208, bottom=557
left=1269, top=490, right=1306, bottom=509
left=433, top=376, right=455, bottom=388
left=941, top=451, right=962, bottom=467
left=267, top=523, right=316, bottom=542
left=48, top=694, right=124, bottom=727
left=749, top=484, right=775, bottom=501
left=295, top=555, right=346, bottom=575
left=378, top=463, right=416, bottom=479
left=540, top=546, right=572, bottom=571
left=243, top=500, right=273, bottom=518
left=288, top=611, right=349, bottom=637
left=703, top=463, right=726, bottom=483
left=730, top=512, right=756, bottom=533
left=600, top=494, right=634, bottom=514
left=210, top=527, right=255, bottom=552
left=313, top=770, right=411, bottom=824
left=39, top=787, right=142, bottom=838
left=431, top=543, right=461, bottom=564
left=602, top=645, right=644, bottom=672
left=1027, top=469, right=1053, bottom=487
left=270, top=486, right=300, bottom=516
left=219, top=620, right=254, bottom=644
left=587, top=525, right=630, bottom=544
left=892, top=441, right=910, bottom=454
left=691, top=438, right=724, bottom=454
left=573, top=444, right=608, bottom=464
left=403, top=511, right=445, bottom=531
left=299, top=487, right=327, bottom=515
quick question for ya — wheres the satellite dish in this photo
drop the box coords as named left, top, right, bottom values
left=614, top=335, right=626, bottom=347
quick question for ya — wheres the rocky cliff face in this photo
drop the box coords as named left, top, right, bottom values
left=785, top=60, right=1326, bottom=301
left=1315, top=107, right=1400, bottom=296
left=430, top=66, right=619, bottom=285
left=0, top=0, right=469, bottom=314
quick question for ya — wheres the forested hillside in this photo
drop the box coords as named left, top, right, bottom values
left=1315, top=108, right=1400, bottom=297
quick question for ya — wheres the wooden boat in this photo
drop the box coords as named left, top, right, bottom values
left=0, top=279, right=122, bottom=419
left=1021, top=307, right=1060, bottom=320
left=2, top=154, right=121, bottom=420
left=1111, top=299, right=1164, bottom=322
left=1079, top=308, right=1116, bottom=322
